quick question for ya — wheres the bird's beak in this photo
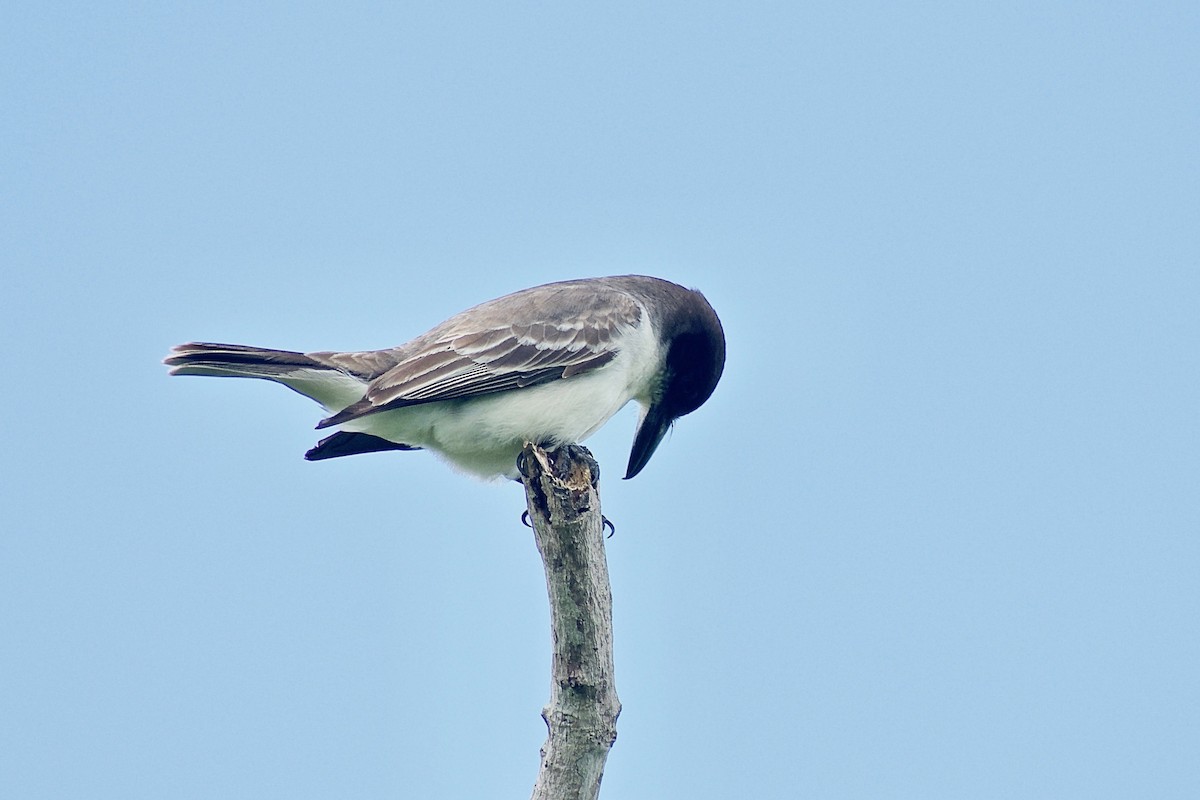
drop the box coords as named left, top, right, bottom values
left=625, top=403, right=671, bottom=479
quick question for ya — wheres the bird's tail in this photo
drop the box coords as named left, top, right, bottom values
left=163, top=342, right=367, bottom=411
left=164, top=342, right=325, bottom=379
left=163, top=342, right=329, bottom=378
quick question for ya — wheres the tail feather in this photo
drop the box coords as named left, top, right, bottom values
left=305, top=431, right=420, bottom=461
left=164, top=342, right=323, bottom=378
left=164, top=342, right=368, bottom=411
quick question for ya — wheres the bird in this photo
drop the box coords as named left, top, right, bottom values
left=164, top=275, right=725, bottom=481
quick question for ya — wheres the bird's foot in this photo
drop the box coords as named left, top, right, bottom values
left=520, top=508, right=614, bottom=537
left=517, top=442, right=601, bottom=489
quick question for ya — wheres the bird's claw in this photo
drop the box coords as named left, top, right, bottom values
left=520, top=509, right=614, bottom=538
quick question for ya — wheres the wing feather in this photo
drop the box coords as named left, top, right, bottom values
left=316, top=281, right=642, bottom=429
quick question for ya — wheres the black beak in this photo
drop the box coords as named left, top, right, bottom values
left=624, top=404, right=672, bottom=479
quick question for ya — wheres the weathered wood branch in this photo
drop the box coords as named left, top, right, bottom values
left=518, top=443, right=621, bottom=800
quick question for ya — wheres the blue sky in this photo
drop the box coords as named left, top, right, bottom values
left=2, top=3, right=1197, bottom=798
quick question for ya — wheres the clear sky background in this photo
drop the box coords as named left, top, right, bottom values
left=2, top=3, right=1197, bottom=798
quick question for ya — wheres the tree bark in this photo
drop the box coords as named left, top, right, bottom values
left=519, top=443, right=621, bottom=800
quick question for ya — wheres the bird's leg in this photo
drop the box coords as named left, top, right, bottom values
left=514, top=447, right=531, bottom=480
left=549, top=444, right=615, bottom=534
left=516, top=442, right=613, bottom=531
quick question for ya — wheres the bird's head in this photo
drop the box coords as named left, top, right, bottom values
left=625, top=287, right=726, bottom=479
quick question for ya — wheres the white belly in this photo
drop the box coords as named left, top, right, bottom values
left=343, top=321, right=660, bottom=479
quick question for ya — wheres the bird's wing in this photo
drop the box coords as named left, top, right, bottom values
left=316, top=281, right=642, bottom=428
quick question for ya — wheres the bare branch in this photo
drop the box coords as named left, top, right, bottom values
left=519, top=443, right=621, bottom=800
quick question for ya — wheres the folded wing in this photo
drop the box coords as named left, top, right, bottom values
left=316, top=281, right=642, bottom=429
